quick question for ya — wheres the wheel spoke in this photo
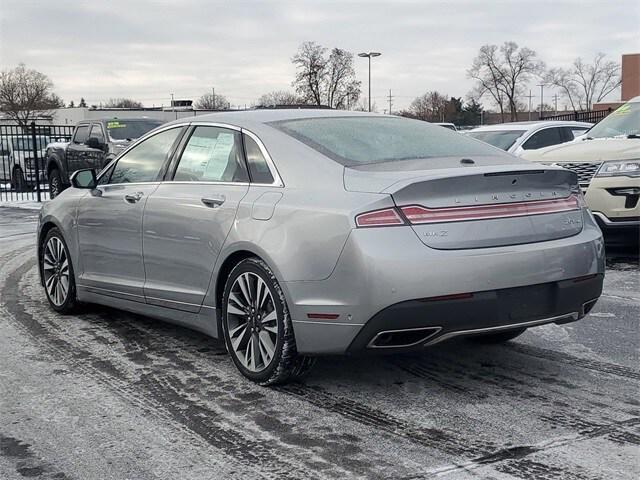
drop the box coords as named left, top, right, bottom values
left=229, top=292, right=248, bottom=310
left=237, top=274, right=252, bottom=305
left=251, top=333, right=261, bottom=369
left=231, top=324, right=249, bottom=352
left=258, top=331, right=275, bottom=362
left=227, top=302, right=246, bottom=317
left=261, top=310, right=277, bottom=324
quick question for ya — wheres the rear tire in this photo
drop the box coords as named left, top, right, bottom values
left=222, top=257, right=315, bottom=385
left=470, top=328, right=526, bottom=344
left=40, top=228, right=78, bottom=314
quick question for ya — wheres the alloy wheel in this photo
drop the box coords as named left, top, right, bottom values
left=42, top=236, right=70, bottom=306
left=50, top=174, right=60, bottom=198
left=226, top=272, right=279, bottom=372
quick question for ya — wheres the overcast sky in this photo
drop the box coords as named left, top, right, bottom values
left=1, top=0, right=638, bottom=111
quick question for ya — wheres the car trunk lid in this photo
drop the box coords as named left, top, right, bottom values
left=345, top=161, right=583, bottom=249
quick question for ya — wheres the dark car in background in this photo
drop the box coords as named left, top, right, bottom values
left=45, top=118, right=163, bottom=197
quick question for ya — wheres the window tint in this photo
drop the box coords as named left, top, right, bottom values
left=89, top=124, right=105, bottom=143
left=566, top=127, right=588, bottom=139
left=272, top=116, right=503, bottom=166
left=467, top=130, right=526, bottom=151
left=109, top=128, right=182, bottom=184
left=244, top=134, right=274, bottom=184
left=97, top=163, right=115, bottom=185
left=73, top=125, right=90, bottom=144
left=522, top=128, right=563, bottom=150
left=173, top=126, right=248, bottom=182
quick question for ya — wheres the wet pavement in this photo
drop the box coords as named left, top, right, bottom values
left=0, top=206, right=638, bottom=479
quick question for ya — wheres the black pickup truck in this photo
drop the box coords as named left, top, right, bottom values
left=45, top=117, right=163, bottom=197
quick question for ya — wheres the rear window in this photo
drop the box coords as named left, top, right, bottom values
left=467, top=130, right=526, bottom=151
left=106, top=120, right=163, bottom=141
left=271, top=116, right=502, bottom=166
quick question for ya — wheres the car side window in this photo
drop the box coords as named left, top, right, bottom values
left=173, top=126, right=248, bottom=183
left=244, top=134, right=274, bottom=184
left=89, top=124, right=105, bottom=144
left=566, top=127, right=588, bottom=140
left=108, top=128, right=182, bottom=184
left=522, top=127, right=563, bottom=150
left=73, top=125, right=90, bottom=144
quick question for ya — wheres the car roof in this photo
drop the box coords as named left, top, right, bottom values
left=469, top=120, right=592, bottom=132
left=165, top=108, right=384, bottom=127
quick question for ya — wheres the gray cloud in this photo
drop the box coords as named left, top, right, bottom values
left=1, top=0, right=638, bottom=110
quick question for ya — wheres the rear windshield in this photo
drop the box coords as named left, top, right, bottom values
left=467, top=130, right=526, bottom=151
left=271, top=116, right=503, bottom=166
left=106, top=120, right=163, bottom=141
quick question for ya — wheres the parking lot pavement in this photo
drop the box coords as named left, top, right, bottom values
left=0, top=206, right=638, bottom=480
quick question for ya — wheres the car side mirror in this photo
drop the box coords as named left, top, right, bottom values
left=70, top=168, right=97, bottom=189
left=86, top=137, right=103, bottom=149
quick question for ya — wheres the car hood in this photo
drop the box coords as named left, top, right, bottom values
left=521, top=138, right=640, bottom=162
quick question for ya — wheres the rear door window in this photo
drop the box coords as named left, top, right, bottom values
left=243, top=134, right=274, bottom=184
left=522, top=127, right=563, bottom=150
left=173, top=126, right=248, bottom=183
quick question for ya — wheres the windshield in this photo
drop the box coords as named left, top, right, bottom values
left=11, top=136, right=50, bottom=151
left=467, top=130, right=525, bottom=151
left=587, top=102, right=640, bottom=138
left=106, top=120, right=163, bottom=141
left=271, top=116, right=503, bottom=166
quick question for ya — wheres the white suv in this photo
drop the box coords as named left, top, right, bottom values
left=468, top=121, right=592, bottom=156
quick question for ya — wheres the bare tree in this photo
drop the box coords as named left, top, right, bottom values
left=103, top=98, right=144, bottom=108
left=256, top=90, right=302, bottom=107
left=468, top=42, right=543, bottom=122
left=544, top=53, right=621, bottom=111
left=405, top=91, right=449, bottom=121
left=292, top=41, right=361, bottom=108
left=194, top=92, right=230, bottom=110
left=325, top=48, right=360, bottom=109
left=79, top=97, right=87, bottom=108
left=0, top=64, right=63, bottom=127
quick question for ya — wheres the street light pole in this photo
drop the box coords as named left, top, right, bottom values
left=358, top=51, right=381, bottom=112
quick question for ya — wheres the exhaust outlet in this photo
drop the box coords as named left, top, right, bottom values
left=367, top=327, right=442, bottom=349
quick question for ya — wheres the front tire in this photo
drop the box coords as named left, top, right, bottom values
left=48, top=168, right=63, bottom=198
left=222, top=257, right=314, bottom=385
left=11, top=166, right=29, bottom=192
left=41, top=228, right=78, bottom=313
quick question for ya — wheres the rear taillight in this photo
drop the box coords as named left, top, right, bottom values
left=355, top=208, right=405, bottom=227
left=400, top=194, right=581, bottom=225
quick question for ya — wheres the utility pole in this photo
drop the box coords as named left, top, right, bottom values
left=537, top=84, right=544, bottom=119
left=171, top=93, right=176, bottom=120
left=553, top=94, right=558, bottom=115
left=212, top=87, right=216, bottom=110
left=526, top=90, right=535, bottom=121
left=387, top=89, right=393, bottom=115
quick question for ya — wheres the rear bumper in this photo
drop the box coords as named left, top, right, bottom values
left=345, top=274, right=602, bottom=354
left=286, top=209, right=605, bottom=355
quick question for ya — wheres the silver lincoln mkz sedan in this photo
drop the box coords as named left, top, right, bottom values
left=38, top=110, right=605, bottom=385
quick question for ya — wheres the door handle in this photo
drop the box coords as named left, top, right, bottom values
left=201, top=195, right=225, bottom=208
left=124, top=192, right=144, bottom=203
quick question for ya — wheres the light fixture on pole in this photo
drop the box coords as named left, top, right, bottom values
left=358, top=51, right=381, bottom=112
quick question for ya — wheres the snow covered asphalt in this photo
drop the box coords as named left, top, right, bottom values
left=0, top=206, right=638, bottom=479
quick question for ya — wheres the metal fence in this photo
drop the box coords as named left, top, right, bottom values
left=0, top=123, right=75, bottom=203
left=540, top=108, right=612, bottom=124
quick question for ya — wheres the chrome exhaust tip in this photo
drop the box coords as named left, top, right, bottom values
left=367, top=326, right=442, bottom=349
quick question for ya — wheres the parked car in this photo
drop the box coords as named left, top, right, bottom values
left=434, top=122, right=457, bottom=131
left=522, top=97, right=640, bottom=246
left=468, top=121, right=592, bottom=156
left=45, top=117, right=163, bottom=198
left=0, top=134, right=50, bottom=191
left=38, top=110, right=604, bottom=385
